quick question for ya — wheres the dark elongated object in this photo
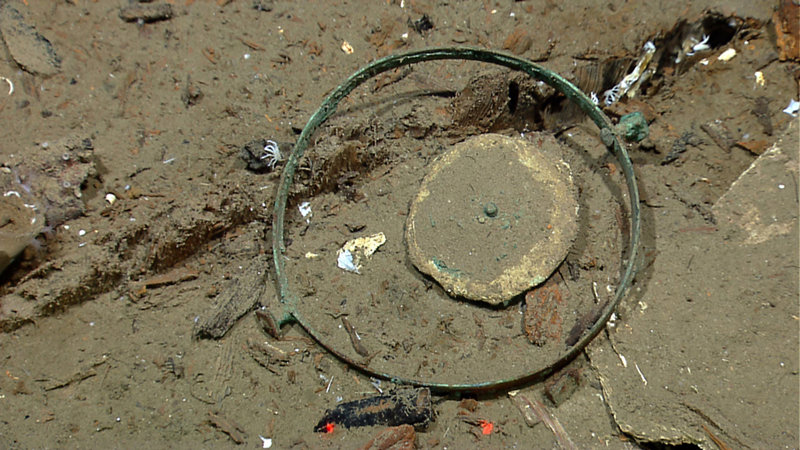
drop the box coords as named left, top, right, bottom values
left=314, top=388, right=433, bottom=432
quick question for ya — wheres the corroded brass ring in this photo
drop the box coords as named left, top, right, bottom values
left=270, top=47, right=641, bottom=392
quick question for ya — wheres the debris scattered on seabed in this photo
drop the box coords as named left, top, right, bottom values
left=0, top=2, right=61, bottom=76
left=783, top=99, right=799, bottom=117
left=508, top=390, right=578, bottom=449
left=207, top=410, right=247, bottom=444
left=119, top=2, right=175, bottom=23
left=361, top=424, right=416, bottom=449
left=336, top=232, right=386, bottom=274
left=662, top=132, right=703, bottom=165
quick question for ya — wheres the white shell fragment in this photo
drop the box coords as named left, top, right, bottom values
left=783, top=99, right=799, bottom=117
left=298, top=201, right=312, bottom=223
left=258, top=435, right=272, bottom=449
left=689, top=34, right=710, bottom=54
left=754, top=71, right=765, bottom=87
left=105, top=193, right=117, bottom=205
left=717, top=48, right=736, bottom=61
left=341, top=41, right=354, bottom=54
left=337, top=249, right=358, bottom=273
left=0, top=76, right=12, bottom=95
left=336, top=232, right=386, bottom=274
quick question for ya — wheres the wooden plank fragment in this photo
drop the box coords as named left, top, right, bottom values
left=193, top=262, right=267, bottom=339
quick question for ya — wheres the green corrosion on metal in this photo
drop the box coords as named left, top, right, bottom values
left=432, top=257, right=463, bottom=278
left=269, top=47, right=641, bottom=393
left=619, top=111, right=649, bottom=142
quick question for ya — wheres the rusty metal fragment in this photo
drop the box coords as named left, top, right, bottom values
left=523, top=281, right=565, bottom=346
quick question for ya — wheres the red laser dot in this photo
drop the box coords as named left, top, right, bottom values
left=324, top=422, right=335, bottom=433
left=479, top=420, right=494, bottom=435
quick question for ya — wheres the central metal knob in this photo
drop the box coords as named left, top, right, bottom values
left=483, top=202, right=498, bottom=218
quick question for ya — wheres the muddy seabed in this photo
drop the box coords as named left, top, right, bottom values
left=0, top=1, right=797, bottom=448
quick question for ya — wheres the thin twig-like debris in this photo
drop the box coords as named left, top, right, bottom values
left=514, top=393, right=577, bottom=450
left=207, top=411, right=247, bottom=444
